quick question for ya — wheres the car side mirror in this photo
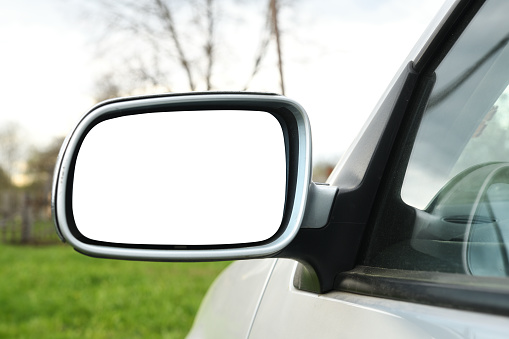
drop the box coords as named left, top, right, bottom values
left=52, top=92, right=323, bottom=261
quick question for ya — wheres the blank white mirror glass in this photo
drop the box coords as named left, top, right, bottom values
left=72, top=110, right=286, bottom=245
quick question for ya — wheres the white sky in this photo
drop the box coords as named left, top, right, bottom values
left=0, top=0, right=445, bottom=165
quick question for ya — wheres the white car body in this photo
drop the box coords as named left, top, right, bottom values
left=189, top=259, right=509, bottom=338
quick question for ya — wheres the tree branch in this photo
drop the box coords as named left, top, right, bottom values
left=154, top=0, right=196, bottom=91
left=270, top=0, right=285, bottom=95
left=204, top=0, right=215, bottom=90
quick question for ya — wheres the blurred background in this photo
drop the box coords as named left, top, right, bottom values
left=0, top=0, right=443, bottom=337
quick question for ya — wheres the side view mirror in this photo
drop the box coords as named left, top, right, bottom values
left=52, top=92, right=335, bottom=261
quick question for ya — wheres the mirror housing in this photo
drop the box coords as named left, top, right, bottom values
left=52, top=92, right=313, bottom=261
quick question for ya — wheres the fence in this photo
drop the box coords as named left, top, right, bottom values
left=0, top=190, right=59, bottom=245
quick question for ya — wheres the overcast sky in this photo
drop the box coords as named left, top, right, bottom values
left=1, top=0, right=446, bottom=164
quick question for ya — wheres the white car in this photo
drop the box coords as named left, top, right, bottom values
left=53, top=0, right=509, bottom=337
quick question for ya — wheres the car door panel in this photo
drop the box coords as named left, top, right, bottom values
left=250, top=259, right=509, bottom=338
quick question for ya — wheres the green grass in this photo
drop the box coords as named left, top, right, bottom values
left=0, top=244, right=230, bottom=338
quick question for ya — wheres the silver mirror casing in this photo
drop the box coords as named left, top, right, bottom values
left=52, top=92, right=312, bottom=261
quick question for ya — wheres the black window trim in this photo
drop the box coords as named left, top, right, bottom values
left=336, top=266, right=509, bottom=316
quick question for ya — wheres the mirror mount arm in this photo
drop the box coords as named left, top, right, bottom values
left=300, top=182, right=338, bottom=229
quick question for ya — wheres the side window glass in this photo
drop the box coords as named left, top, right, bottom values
left=368, top=0, right=509, bottom=277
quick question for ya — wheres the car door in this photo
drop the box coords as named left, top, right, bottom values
left=249, top=0, right=509, bottom=337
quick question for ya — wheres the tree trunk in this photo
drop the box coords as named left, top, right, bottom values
left=270, top=0, right=285, bottom=95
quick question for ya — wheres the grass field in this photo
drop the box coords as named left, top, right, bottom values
left=0, top=244, right=230, bottom=338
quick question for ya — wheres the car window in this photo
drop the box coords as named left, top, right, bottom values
left=366, top=0, right=509, bottom=277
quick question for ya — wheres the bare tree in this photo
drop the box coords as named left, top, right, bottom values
left=78, top=0, right=288, bottom=98
left=0, top=122, right=24, bottom=184
left=0, top=123, right=26, bottom=243
left=81, top=0, right=218, bottom=95
left=0, top=167, right=10, bottom=190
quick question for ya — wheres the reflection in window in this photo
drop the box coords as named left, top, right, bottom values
left=453, top=87, right=509, bottom=174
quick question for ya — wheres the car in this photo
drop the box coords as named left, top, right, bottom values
left=52, top=0, right=509, bottom=337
